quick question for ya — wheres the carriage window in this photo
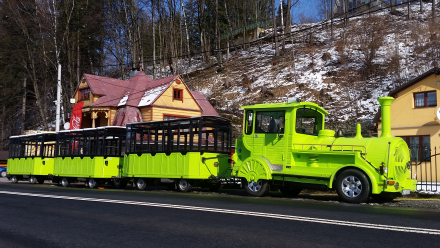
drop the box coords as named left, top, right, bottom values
left=245, top=111, right=253, bottom=135
left=255, top=111, right=285, bottom=133
left=296, top=108, right=323, bottom=135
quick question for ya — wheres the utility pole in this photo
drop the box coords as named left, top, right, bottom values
left=56, top=64, right=61, bottom=132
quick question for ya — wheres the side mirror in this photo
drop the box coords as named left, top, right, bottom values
left=277, top=124, right=284, bottom=138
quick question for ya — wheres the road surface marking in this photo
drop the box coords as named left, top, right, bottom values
left=1, top=190, right=440, bottom=235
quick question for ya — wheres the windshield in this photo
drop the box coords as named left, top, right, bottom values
left=295, top=108, right=323, bottom=135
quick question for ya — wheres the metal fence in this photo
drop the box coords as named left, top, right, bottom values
left=410, top=146, right=439, bottom=193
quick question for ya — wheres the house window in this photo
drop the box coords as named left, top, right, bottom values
left=163, top=114, right=189, bottom=121
left=173, top=89, right=183, bottom=101
left=414, top=91, right=436, bottom=108
left=399, top=135, right=430, bottom=161
left=79, top=88, right=90, bottom=101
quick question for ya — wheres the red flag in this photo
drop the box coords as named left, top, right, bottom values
left=70, top=102, right=84, bottom=130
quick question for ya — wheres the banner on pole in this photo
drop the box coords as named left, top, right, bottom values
left=69, top=102, right=84, bottom=130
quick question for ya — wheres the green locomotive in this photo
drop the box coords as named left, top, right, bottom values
left=232, top=97, right=417, bottom=203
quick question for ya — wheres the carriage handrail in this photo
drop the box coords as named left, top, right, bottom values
left=292, top=143, right=368, bottom=160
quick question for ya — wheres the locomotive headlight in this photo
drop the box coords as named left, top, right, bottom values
left=214, top=162, right=219, bottom=167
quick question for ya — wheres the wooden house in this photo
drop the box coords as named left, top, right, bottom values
left=71, top=71, right=218, bottom=129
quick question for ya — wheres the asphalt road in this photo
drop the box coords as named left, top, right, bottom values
left=0, top=181, right=439, bottom=247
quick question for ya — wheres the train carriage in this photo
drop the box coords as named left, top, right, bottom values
left=52, top=126, right=126, bottom=188
left=7, top=133, right=56, bottom=184
left=122, top=116, right=232, bottom=192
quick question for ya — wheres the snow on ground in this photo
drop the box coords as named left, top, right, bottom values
left=417, top=183, right=440, bottom=194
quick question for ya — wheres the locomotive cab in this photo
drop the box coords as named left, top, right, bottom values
left=232, top=97, right=417, bottom=203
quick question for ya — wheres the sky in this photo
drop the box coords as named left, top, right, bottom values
left=276, top=0, right=322, bottom=24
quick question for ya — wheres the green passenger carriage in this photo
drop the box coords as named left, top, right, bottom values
left=7, top=133, right=56, bottom=184
left=52, top=126, right=126, bottom=188
left=122, top=116, right=232, bottom=192
left=232, top=97, right=417, bottom=203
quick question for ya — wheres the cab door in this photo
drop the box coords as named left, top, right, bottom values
left=253, top=111, right=286, bottom=168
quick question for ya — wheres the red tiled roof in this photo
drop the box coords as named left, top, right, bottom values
left=191, top=91, right=219, bottom=116
left=80, top=73, right=213, bottom=118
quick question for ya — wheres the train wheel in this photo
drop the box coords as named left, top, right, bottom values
left=335, top=169, right=370, bottom=204
left=136, top=178, right=147, bottom=191
left=29, top=176, right=37, bottom=184
left=60, top=177, right=70, bottom=187
left=11, top=176, right=18, bottom=184
left=37, top=177, right=45, bottom=184
left=243, top=178, right=269, bottom=197
left=113, top=178, right=128, bottom=189
left=88, top=178, right=97, bottom=189
left=176, top=179, right=192, bottom=192
left=279, top=186, right=302, bottom=197
left=208, top=183, right=221, bottom=192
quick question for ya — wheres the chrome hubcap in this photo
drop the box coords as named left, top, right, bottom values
left=341, top=176, right=362, bottom=198
left=248, top=180, right=262, bottom=192
left=179, top=180, right=188, bottom=190
left=89, top=179, right=96, bottom=188
left=137, top=179, right=145, bottom=189
left=61, top=178, right=68, bottom=187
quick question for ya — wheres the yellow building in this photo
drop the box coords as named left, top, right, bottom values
left=377, top=67, right=440, bottom=183
left=71, top=71, right=218, bottom=129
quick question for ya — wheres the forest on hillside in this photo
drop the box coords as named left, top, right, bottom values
left=0, top=0, right=439, bottom=149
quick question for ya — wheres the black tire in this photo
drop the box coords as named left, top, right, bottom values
left=242, top=178, right=269, bottom=197
left=176, top=179, right=192, bottom=192
left=371, top=194, right=396, bottom=202
left=37, top=177, right=45, bottom=184
left=113, top=178, right=128, bottom=189
left=88, top=178, right=98, bottom=189
left=279, top=186, right=302, bottom=197
left=11, top=175, right=18, bottom=184
left=29, top=176, right=37, bottom=184
left=136, top=178, right=148, bottom=191
left=335, top=169, right=370, bottom=204
left=208, top=183, right=222, bottom=192
left=60, top=177, right=70, bottom=187
left=0, top=171, right=6, bottom=178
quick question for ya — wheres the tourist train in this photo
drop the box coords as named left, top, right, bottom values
left=6, top=97, right=417, bottom=203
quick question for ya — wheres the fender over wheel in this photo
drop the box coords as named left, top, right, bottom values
left=335, top=169, right=371, bottom=203
left=176, top=179, right=192, bottom=192
left=242, top=178, right=269, bottom=197
left=136, top=178, right=147, bottom=191
left=60, top=177, right=70, bottom=187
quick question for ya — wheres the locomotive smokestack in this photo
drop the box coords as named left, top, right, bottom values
left=378, top=96, right=394, bottom=138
